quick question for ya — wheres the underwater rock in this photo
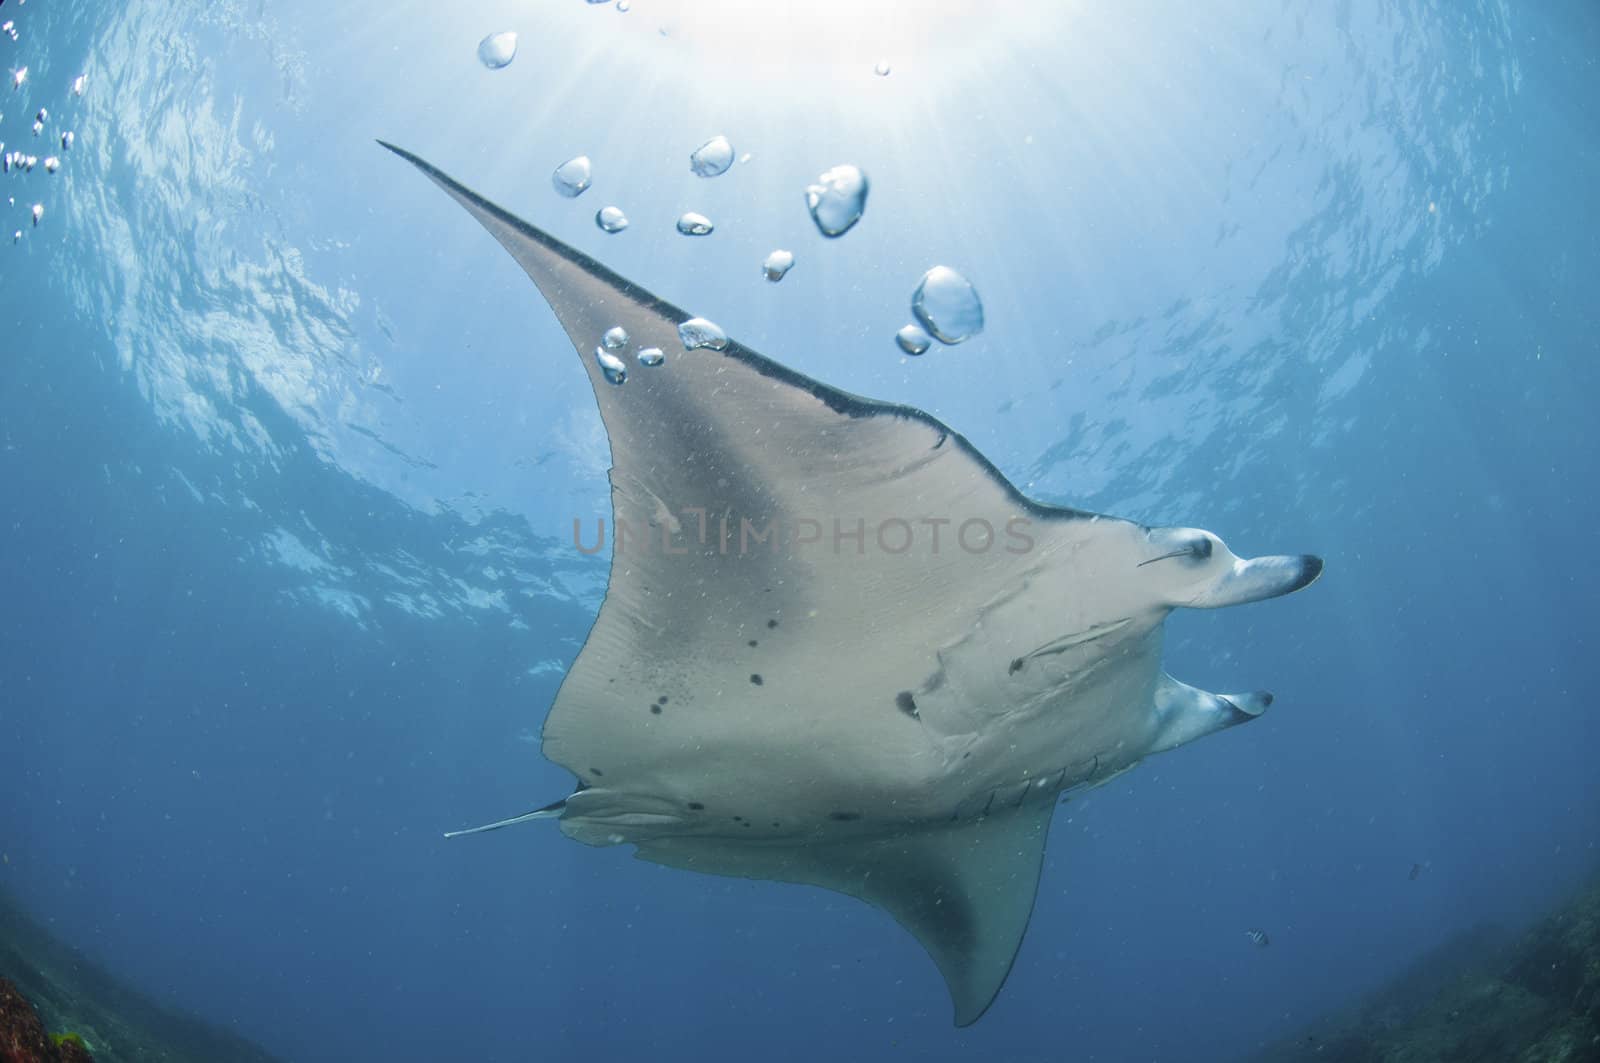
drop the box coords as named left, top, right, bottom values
left=1249, top=874, right=1600, bottom=1062
left=0, top=977, right=94, bottom=1061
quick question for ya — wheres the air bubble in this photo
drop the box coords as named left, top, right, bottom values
left=911, top=267, right=984, bottom=344
left=595, top=347, right=628, bottom=385
left=603, top=326, right=628, bottom=350
left=895, top=324, right=932, bottom=356
left=595, top=205, right=628, bottom=233
left=477, top=31, right=518, bottom=69
left=805, top=164, right=868, bottom=237
left=676, top=212, right=714, bottom=236
left=552, top=156, right=593, bottom=198
left=678, top=318, right=728, bottom=351
left=762, top=250, right=794, bottom=282
left=637, top=347, right=664, bottom=367
left=689, top=136, right=734, bottom=178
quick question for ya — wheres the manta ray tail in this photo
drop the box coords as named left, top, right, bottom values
left=636, top=804, right=1054, bottom=1026
left=444, top=798, right=567, bottom=839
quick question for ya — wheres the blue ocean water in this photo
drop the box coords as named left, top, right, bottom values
left=1, top=2, right=1596, bottom=1060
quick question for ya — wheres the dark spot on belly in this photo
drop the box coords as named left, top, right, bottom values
left=771, top=821, right=780, bottom=828
left=828, top=811, right=862, bottom=822
left=767, top=619, right=779, bottom=629
left=748, top=639, right=758, bottom=647
left=895, top=691, right=919, bottom=719
left=687, top=802, right=705, bottom=811
left=732, top=815, right=744, bottom=822
left=750, top=673, right=764, bottom=686
left=656, top=695, right=668, bottom=705
left=590, top=768, right=604, bottom=777
left=649, top=705, right=663, bottom=715
left=1008, top=657, right=1025, bottom=675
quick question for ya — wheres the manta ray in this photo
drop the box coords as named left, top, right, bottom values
left=383, top=142, right=1323, bottom=1025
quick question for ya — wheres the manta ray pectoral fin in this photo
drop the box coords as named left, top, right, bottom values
left=443, top=797, right=567, bottom=838
left=635, top=806, right=1054, bottom=1026
left=1149, top=673, right=1274, bottom=755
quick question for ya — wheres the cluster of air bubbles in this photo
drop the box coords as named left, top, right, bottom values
left=678, top=317, right=728, bottom=351
left=906, top=266, right=984, bottom=346
left=552, top=155, right=592, bottom=197
left=3, top=33, right=88, bottom=247
left=595, top=205, right=628, bottom=233
left=477, top=31, right=518, bottom=69
left=675, top=211, right=713, bottom=237
left=762, top=249, right=794, bottom=282
left=590, top=325, right=666, bottom=385
left=805, top=164, right=868, bottom=237
left=689, top=135, right=734, bottom=178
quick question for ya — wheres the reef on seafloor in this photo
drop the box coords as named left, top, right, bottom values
left=1252, top=871, right=1600, bottom=1062
left=0, top=887, right=284, bottom=1063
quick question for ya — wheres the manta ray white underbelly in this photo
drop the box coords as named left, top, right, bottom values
left=385, top=141, right=1324, bottom=1026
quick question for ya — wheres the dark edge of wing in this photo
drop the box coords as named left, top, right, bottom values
left=378, top=140, right=1101, bottom=523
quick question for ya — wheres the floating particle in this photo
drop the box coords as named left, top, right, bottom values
left=61, top=130, right=74, bottom=150
left=1245, top=928, right=1270, bottom=948
left=675, top=211, right=714, bottom=236
left=71, top=74, right=87, bottom=96
left=594, top=347, right=627, bottom=385
left=477, top=31, right=518, bottom=69
left=678, top=317, right=728, bottom=350
left=911, top=266, right=984, bottom=344
left=12, top=67, right=26, bottom=90
left=595, top=205, right=628, bottom=233
left=762, top=249, right=794, bottom=282
left=35, top=108, right=46, bottom=123
left=30, top=203, right=42, bottom=226
left=874, top=60, right=891, bottom=76
left=552, top=155, right=592, bottom=197
left=31, top=120, right=41, bottom=136
left=11, top=230, right=18, bottom=244
left=689, top=135, right=734, bottom=178
left=895, top=324, right=932, bottom=355
left=43, top=155, right=58, bottom=173
left=636, top=347, right=664, bottom=367
left=602, top=326, right=628, bottom=350
left=805, top=164, right=868, bottom=237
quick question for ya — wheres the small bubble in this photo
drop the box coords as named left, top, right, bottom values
left=595, top=205, right=628, bottom=233
left=637, top=347, right=664, bottom=367
left=477, top=31, right=518, bottom=69
left=22, top=155, right=35, bottom=171
left=11, top=67, right=26, bottom=91
left=552, top=155, right=593, bottom=198
left=762, top=249, right=794, bottom=282
left=11, top=230, right=19, bottom=244
left=874, top=60, right=891, bottom=76
left=43, top=156, right=58, bottom=173
left=35, top=108, right=48, bottom=123
left=805, top=164, right=868, bottom=237
left=912, top=266, right=984, bottom=344
left=61, top=131, right=75, bottom=151
left=594, top=347, right=628, bottom=385
left=689, top=135, right=734, bottom=178
left=676, top=211, right=714, bottom=236
left=31, top=120, right=42, bottom=136
left=71, top=74, right=87, bottom=96
left=895, top=324, right=932, bottom=356
left=678, top=317, right=728, bottom=351
left=602, top=326, right=628, bottom=350
left=617, top=0, right=631, bottom=10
